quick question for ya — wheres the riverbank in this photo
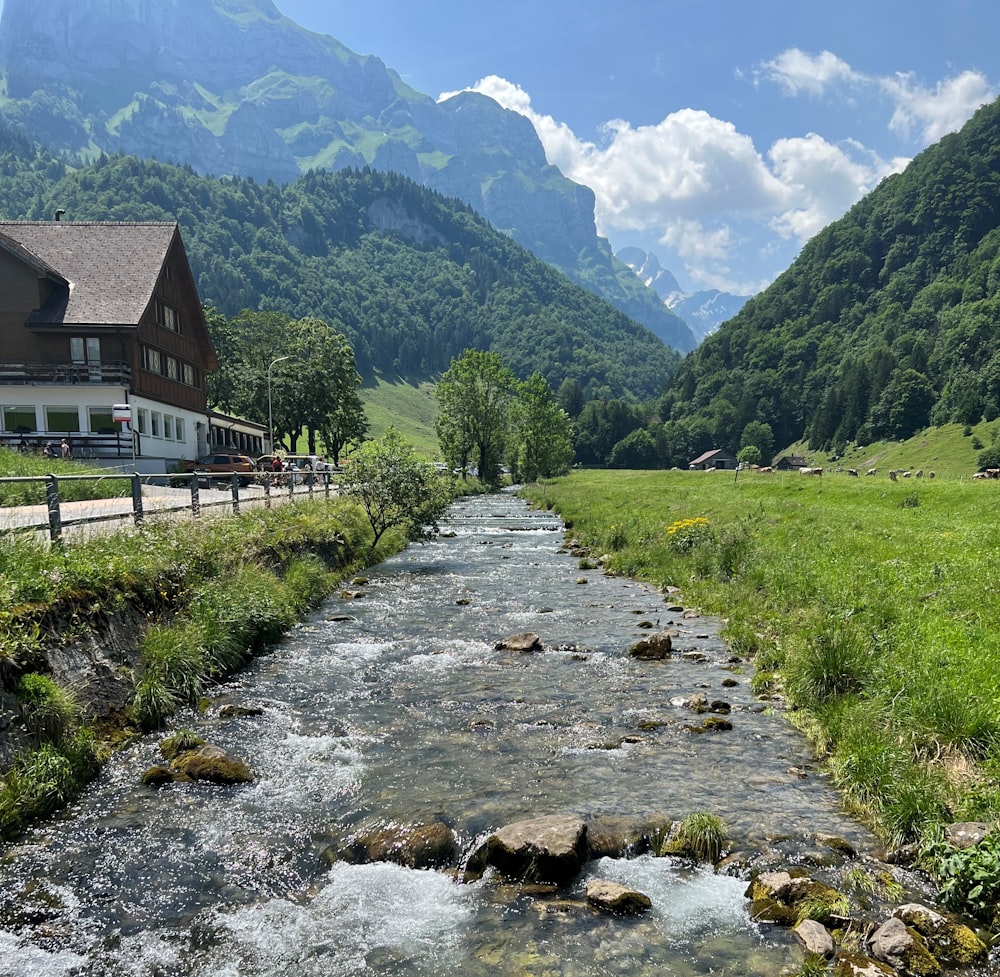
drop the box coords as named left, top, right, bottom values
left=0, top=497, right=402, bottom=839
left=521, top=469, right=1000, bottom=926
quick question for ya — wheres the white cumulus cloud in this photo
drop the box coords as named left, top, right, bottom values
left=759, top=49, right=861, bottom=97
left=883, top=69, right=996, bottom=142
left=441, top=75, right=897, bottom=292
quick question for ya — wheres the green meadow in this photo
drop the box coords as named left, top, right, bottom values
left=522, top=469, right=1000, bottom=848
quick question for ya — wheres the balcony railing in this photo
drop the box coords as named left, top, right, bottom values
left=0, top=361, right=132, bottom=385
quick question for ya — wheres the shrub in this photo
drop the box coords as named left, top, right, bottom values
left=16, top=672, right=79, bottom=745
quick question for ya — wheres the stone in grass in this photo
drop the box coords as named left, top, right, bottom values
left=585, top=879, right=652, bottom=915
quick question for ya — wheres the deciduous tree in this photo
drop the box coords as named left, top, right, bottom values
left=435, top=350, right=515, bottom=485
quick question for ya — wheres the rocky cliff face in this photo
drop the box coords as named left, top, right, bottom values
left=618, top=246, right=748, bottom=342
left=0, top=0, right=695, bottom=351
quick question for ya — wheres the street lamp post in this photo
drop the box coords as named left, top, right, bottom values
left=267, top=354, right=292, bottom=454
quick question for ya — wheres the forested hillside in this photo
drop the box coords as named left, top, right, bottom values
left=658, top=97, right=1000, bottom=453
left=0, top=127, right=678, bottom=400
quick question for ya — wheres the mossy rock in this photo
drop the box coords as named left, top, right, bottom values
left=169, top=745, right=253, bottom=785
left=141, top=765, right=175, bottom=787
left=895, top=904, right=987, bottom=966
left=159, top=729, right=205, bottom=761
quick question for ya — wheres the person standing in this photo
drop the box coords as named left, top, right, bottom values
left=61, top=438, right=72, bottom=460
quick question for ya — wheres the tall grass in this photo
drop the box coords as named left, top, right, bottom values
left=522, top=470, right=1000, bottom=844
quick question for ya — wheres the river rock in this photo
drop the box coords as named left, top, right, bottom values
left=495, top=632, right=542, bottom=652
left=140, top=764, right=175, bottom=787
left=586, top=814, right=673, bottom=859
left=745, top=871, right=846, bottom=928
left=868, top=916, right=942, bottom=976
left=833, top=953, right=895, bottom=976
left=628, top=632, right=672, bottom=659
left=943, top=821, right=991, bottom=849
left=893, top=903, right=987, bottom=965
left=481, top=815, right=588, bottom=885
left=218, top=704, right=264, bottom=718
left=795, top=918, right=835, bottom=958
left=585, top=879, right=652, bottom=915
left=169, top=744, right=254, bottom=785
left=350, top=821, right=458, bottom=869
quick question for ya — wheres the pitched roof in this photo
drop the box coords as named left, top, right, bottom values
left=0, top=221, right=178, bottom=326
left=689, top=448, right=732, bottom=466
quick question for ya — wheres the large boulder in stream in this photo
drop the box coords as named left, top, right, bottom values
left=347, top=822, right=458, bottom=869
left=868, top=916, right=942, bottom=976
left=476, top=815, right=588, bottom=885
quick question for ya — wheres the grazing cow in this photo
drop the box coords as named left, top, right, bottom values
left=928, top=471, right=935, bottom=479
left=901, top=471, right=912, bottom=478
left=915, top=470, right=923, bottom=478
left=799, top=467, right=823, bottom=476
left=973, top=472, right=989, bottom=479
left=757, top=466, right=774, bottom=473
left=866, top=468, right=877, bottom=476
left=847, top=469, right=859, bottom=477
left=888, top=470, right=898, bottom=481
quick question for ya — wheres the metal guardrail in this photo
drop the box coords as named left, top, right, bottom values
left=0, top=470, right=340, bottom=543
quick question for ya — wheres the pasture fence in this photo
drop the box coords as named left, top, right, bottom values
left=0, top=469, right=340, bottom=543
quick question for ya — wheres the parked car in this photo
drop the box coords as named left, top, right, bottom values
left=180, top=452, right=257, bottom=486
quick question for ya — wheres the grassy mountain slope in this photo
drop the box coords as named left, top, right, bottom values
left=658, top=97, right=1000, bottom=453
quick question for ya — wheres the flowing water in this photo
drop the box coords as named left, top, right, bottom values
left=0, top=493, right=898, bottom=976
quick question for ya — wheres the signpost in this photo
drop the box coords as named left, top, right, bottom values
left=112, top=403, right=136, bottom=471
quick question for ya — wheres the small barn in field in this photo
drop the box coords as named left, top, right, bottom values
left=688, top=448, right=737, bottom=471
left=773, top=454, right=808, bottom=472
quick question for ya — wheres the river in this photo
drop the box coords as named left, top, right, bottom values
left=0, top=492, right=909, bottom=976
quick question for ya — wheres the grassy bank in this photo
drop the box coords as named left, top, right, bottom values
left=0, top=497, right=399, bottom=839
left=522, top=469, right=1000, bottom=850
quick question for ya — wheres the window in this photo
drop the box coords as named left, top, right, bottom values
left=182, top=363, right=196, bottom=387
left=151, top=412, right=162, bottom=438
left=166, top=356, right=179, bottom=381
left=137, top=409, right=149, bottom=435
left=157, top=301, right=180, bottom=332
left=88, top=408, right=123, bottom=435
left=45, top=407, right=80, bottom=433
left=1, top=406, right=36, bottom=433
left=175, top=417, right=185, bottom=442
left=164, top=415, right=175, bottom=440
left=144, top=347, right=161, bottom=374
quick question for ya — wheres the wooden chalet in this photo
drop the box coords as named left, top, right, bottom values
left=0, top=220, right=265, bottom=471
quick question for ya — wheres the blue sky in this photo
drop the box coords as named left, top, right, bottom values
left=275, top=1, right=1000, bottom=296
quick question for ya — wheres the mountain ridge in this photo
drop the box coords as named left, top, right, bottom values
left=0, top=0, right=696, bottom=353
